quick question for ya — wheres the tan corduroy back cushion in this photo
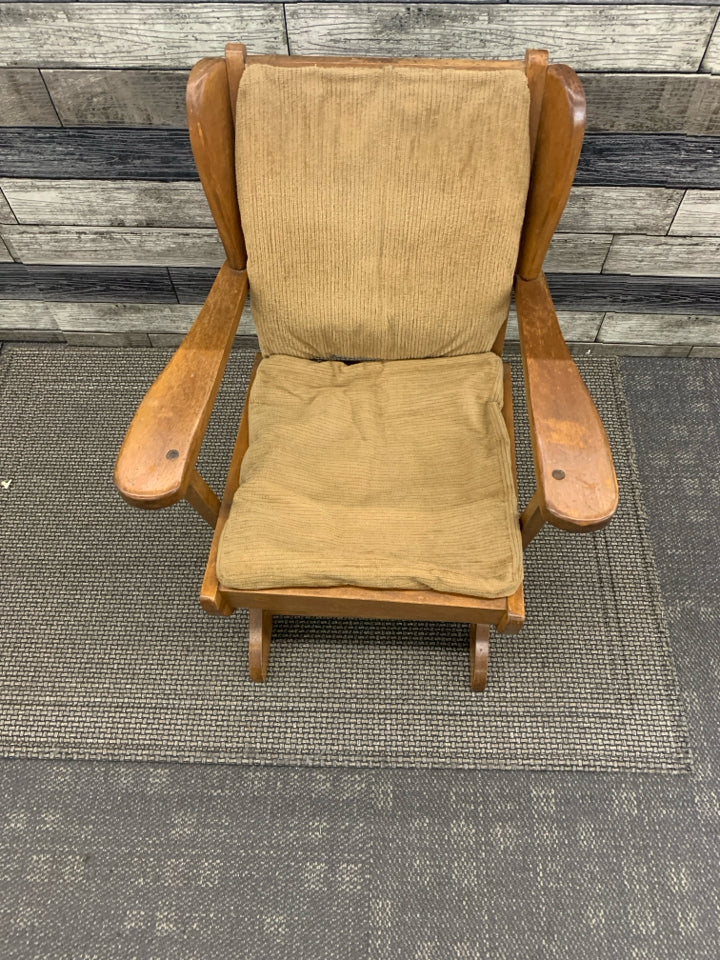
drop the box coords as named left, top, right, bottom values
left=235, top=64, right=531, bottom=360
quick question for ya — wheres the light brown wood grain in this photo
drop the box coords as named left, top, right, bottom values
left=517, top=64, right=586, bottom=281
left=187, top=57, right=246, bottom=271
left=114, top=262, right=248, bottom=511
left=515, top=273, right=619, bottom=534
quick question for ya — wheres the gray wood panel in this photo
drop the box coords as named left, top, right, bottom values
left=589, top=342, right=691, bottom=357
left=3, top=225, right=225, bottom=266
left=0, top=179, right=213, bottom=227
left=42, top=69, right=189, bottom=127
left=560, top=187, right=683, bottom=235
left=0, top=68, right=60, bottom=125
left=506, top=308, right=603, bottom=343
left=49, top=300, right=254, bottom=335
left=670, top=190, right=720, bottom=237
left=689, top=345, right=720, bottom=357
left=544, top=234, right=612, bottom=274
left=0, top=236, right=12, bottom=262
left=701, top=16, right=720, bottom=74
left=27, top=265, right=176, bottom=302
left=598, top=312, right=720, bottom=345
left=33, top=68, right=720, bottom=133
left=0, top=300, right=58, bottom=331
left=285, top=4, right=716, bottom=71
left=2, top=179, right=683, bottom=237
left=0, top=4, right=287, bottom=68
left=581, top=73, right=720, bottom=135
left=0, top=188, right=16, bottom=224
left=547, top=273, right=720, bottom=315
left=604, top=237, right=720, bottom=278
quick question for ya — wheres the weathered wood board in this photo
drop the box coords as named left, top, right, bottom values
left=599, top=312, right=720, bottom=345
left=0, top=4, right=287, bottom=68
left=3, top=225, right=225, bottom=266
left=544, top=234, right=612, bottom=274
left=701, top=16, right=720, bottom=74
left=0, top=179, right=214, bottom=227
left=26, top=264, right=177, bottom=302
left=285, top=4, right=716, bottom=71
left=0, top=262, right=41, bottom=298
left=21, top=68, right=720, bottom=134
left=670, top=190, right=720, bottom=237
left=560, top=187, right=683, bottom=235
left=577, top=134, right=720, bottom=188
left=0, top=188, right=17, bottom=224
left=581, top=73, right=720, bottom=135
left=506, top=307, right=603, bottom=343
left=42, top=69, right=190, bottom=127
left=604, top=237, right=720, bottom=278
left=0, top=236, right=12, bottom=262
left=547, top=273, right=720, bottom=315
left=0, top=299, right=58, bottom=331
left=0, top=129, right=195, bottom=180
left=4, top=128, right=718, bottom=189
left=48, top=299, right=254, bottom=335
left=0, top=68, right=60, bottom=125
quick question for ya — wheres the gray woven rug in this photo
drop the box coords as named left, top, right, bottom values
left=0, top=346, right=690, bottom=771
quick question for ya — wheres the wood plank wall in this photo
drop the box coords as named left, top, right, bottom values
left=0, top=2, right=719, bottom=355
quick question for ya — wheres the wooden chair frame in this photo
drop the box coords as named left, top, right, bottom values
left=114, top=44, right=619, bottom=690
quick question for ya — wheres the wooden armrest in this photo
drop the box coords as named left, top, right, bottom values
left=515, top=273, right=619, bottom=533
left=114, top=262, right=249, bottom=510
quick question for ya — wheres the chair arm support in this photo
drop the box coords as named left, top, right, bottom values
left=114, top=262, right=249, bottom=510
left=515, top=273, right=619, bottom=533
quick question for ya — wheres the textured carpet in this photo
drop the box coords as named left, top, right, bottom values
left=0, top=356, right=718, bottom=960
left=0, top=346, right=689, bottom=770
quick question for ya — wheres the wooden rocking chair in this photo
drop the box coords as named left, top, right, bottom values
left=114, top=44, right=619, bottom=691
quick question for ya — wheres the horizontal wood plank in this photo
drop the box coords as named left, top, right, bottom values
left=669, top=190, right=720, bottom=237
left=0, top=179, right=213, bottom=227
left=598, top=312, right=720, bottom=345
left=0, top=299, right=58, bottom=331
left=578, top=134, right=720, bottom=188
left=560, top=186, right=683, bottom=235
left=701, top=16, right=720, bottom=75
left=0, top=187, right=17, bottom=223
left=285, top=4, right=716, bottom=71
left=506, top=306, right=603, bottom=343
left=0, top=68, right=60, bottom=125
left=3, top=129, right=718, bottom=189
left=0, top=179, right=690, bottom=237
left=42, top=68, right=189, bottom=127
left=547, top=273, right=720, bottom=315
left=581, top=73, right=720, bottom=136
left=0, top=129, right=195, bottom=180
left=4, top=225, right=225, bottom=266
left=604, top=237, right=720, bottom=278
left=544, top=234, right=612, bottom=274
left=168, top=267, right=218, bottom=303
left=26, top=265, right=177, bottom=302
left=0, top=262, right=40, bottom=298
left=48, top=299, right=255, bottom=335
left=0, top=236, right=12, bottom=262
left=0, top=4, right=287, bottom=68
left=32, top=67, right=720, bottom=134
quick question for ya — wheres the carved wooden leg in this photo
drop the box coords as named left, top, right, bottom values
left=469, top=623, right=490, bottom=692
left=248, top=608, right=273, bottom=682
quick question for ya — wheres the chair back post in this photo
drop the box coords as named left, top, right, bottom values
left=491, top=48, right=548, bottom=355
left=186, top=54, right=246, bottom=271
left=516, top=64, right=586, bottom=282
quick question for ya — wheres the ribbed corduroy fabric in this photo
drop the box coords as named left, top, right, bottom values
left=216, top=353, right=523, bottom=598
left=235, top=64, right=531, bottom=360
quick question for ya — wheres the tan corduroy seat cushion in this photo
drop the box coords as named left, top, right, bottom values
left=235, top=63, right=531, bottom=360
left=216, top=353, right=523, bottom=599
